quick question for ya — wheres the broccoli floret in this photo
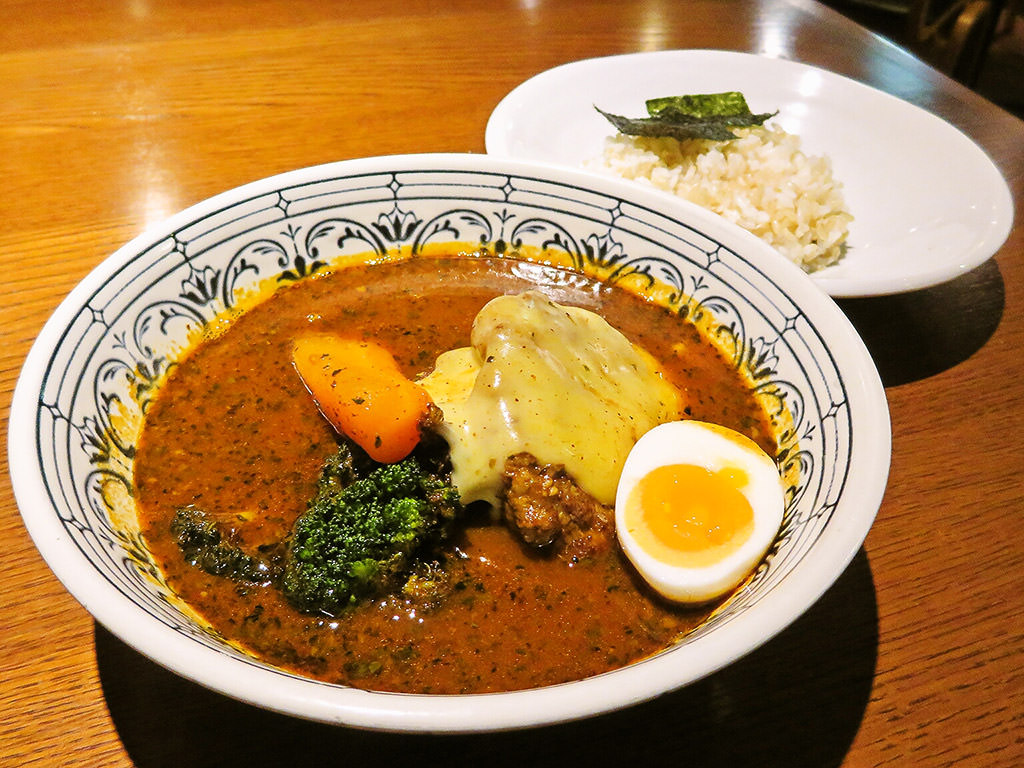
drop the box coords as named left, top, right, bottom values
left=169, top=439, right=462, bottom=615
left=170, top=505, right=279, bottom=584
left=280, top=447, right=462, bottom=615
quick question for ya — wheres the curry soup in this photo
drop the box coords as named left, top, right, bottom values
left=133, top=255, right=778, bottom=694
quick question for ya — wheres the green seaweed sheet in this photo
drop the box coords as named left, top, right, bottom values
left=597, top=91, right=776, bottom=142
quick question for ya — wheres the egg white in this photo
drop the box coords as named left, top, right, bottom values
left=614, top=420, right=785, bottom=604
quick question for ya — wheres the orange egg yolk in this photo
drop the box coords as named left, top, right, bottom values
left=624, top=463, right=755, bottom=567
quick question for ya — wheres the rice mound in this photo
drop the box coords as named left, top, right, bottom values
left=588, top=126, right=852, bottom=272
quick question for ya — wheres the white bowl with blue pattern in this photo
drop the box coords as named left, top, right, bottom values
left=8, top=153, right=890, bottom=732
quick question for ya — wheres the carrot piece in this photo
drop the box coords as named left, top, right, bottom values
left=291, top=334, right=433, bottom=463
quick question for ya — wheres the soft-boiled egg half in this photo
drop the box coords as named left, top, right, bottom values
left=615, top=420, right=785, bottom=604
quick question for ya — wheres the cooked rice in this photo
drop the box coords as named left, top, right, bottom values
left=587, top=126, right=852, bottom=272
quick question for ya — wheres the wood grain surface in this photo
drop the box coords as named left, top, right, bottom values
left=1, top=0, right=1022, bottom=765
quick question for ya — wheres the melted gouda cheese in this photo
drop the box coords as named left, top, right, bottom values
left=419, top=291, right=681, bottom=506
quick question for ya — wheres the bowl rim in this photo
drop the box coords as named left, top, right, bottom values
left=8, top=152, right=891, bottom=733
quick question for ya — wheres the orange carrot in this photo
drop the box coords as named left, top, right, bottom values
left=291, top=334, right=433, bottom=463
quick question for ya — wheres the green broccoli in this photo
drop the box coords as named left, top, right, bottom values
left=280, top=451, right=462, bottom=615
left=170, top=439, right=462, bottom=614
left=170, top=505, right=281, bottom=584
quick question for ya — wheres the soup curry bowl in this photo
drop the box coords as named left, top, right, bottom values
left=8, top=154, right=890, bottom=732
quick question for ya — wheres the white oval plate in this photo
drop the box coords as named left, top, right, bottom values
left=485, top=50, right=1014, bottom=297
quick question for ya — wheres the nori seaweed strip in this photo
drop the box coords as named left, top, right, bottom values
left=596, top=92, right=777, bottom=142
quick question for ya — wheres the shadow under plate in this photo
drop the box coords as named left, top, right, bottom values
left=836, top=258, right=1004, bottom=387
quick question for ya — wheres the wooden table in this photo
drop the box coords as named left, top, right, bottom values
left=2, top=0, right=1021, bottom=765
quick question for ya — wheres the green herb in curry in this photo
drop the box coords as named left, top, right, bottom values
left=170, top=439, right=462, bottom=616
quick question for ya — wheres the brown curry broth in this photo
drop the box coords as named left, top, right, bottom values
left=134, top=255, right=776, bottom=694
